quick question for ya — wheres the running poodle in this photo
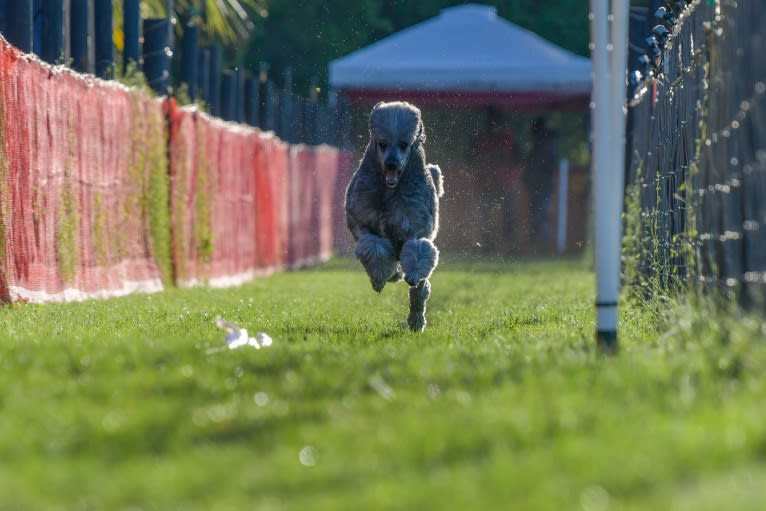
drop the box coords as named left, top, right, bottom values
left=345, top=101, right=444, bottom=332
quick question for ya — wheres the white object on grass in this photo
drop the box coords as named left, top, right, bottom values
left=215, top=316, right=273, bottom=350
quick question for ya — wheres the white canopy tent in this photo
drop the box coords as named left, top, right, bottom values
left=329, top=4, right=592, bottom=109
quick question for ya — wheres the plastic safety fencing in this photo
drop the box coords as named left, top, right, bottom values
left=625, top=1, right=766, bottom=305
left=0, top=37, right=170, bottom=303
left=0, top=36, right=348, bottom=304
left=286, top=144, right=339, bottom=269
left=168, top=100, right=343, bottom=287
left=168, top=101, right=289, bottom=287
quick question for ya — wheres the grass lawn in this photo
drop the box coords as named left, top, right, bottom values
left=1, top=255, right=766, bottom=510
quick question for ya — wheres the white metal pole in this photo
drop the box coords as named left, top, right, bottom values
left=590, top=0, right=622, bottom=353
left=604, top=0, right=629, bottom=352
left=556, top=158, right=570, bottom=253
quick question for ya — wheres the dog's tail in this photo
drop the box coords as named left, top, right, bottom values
left=427, top=164, right=444, bottom=198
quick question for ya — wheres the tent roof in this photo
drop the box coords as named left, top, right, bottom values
left=329, top=4, right=591, bottom=108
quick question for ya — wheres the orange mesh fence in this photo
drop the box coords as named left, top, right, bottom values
left=0, top=38, right=345, bottom=303
left=169, top=101, right=261, bottom=287
left=286, top=146, right=316, bottom=268
left=286, top=145, right=340, bottom=268
left=314, top=145, right=340, bottom=262
left=255, top=133, right=289, bottom=273
left=0, top=37, right=169, bottom=303
left=168, top=102, right=340, bottom=286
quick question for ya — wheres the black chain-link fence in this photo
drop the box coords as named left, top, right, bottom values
left=624, top=0, right=766, bottom=305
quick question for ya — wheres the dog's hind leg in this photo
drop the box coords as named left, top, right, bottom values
left=355, top=233, right=399, bottom=292
left=407, top=278, right=431, bottom=332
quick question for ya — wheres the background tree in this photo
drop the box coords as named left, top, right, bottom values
left=243, top=0, right=590, bottom=97
left=114, top=0, right=265, bottom=49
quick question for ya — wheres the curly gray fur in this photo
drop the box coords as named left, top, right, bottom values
left=344, top=101, right=443, bottom=332
left=400, top=238, right=439, bottom=286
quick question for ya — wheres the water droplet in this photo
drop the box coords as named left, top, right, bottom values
left=580, top=485, right=610, bottom=511
left=254, top=392, right=269, bottom=406
left=299, top=446, right=318, bottom=467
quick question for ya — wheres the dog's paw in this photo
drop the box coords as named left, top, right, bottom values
left=407, top=311, right=426, bottom=332
left=370, top=276, right=386, bottom=293
left=404, top=273, right=420, bottom=287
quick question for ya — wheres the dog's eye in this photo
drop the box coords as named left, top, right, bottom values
left=377, top=141, right=388, bottom=150
left=398, top=142, right=408, bottom=151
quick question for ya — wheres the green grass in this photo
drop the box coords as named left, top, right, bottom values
left=1, top=256, right=766, bottom=510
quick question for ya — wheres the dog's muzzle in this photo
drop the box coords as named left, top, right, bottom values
left=384, top=163, right=401, bottom=188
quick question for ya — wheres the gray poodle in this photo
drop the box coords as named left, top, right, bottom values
left=344, top=101, right=444, bottom=332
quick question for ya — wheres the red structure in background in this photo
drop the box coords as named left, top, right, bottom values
left=0, top=38, right=347, bottom=303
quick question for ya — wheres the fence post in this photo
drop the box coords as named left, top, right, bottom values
left=280, top=67, right=294, bottom=142
left=94, top=0, right=113, bottom=78
left=245, top=74, right=260, bottom=127
left=556, top=159, right=569, bottom=254
left=234, top=68, right=245, bottom=123
left=70, top=0, right=94, bottom=74
left=220, top=70, right=236, bottom=121
left=181, top=19, right=199, bottom=100
left=258, top=61, right=272, bottom=130
left=5, top=0, right=33, bottom=53
left=590, top=0, right=629, bottom=354
left=197, top=47, right=210, bottom=107
left=143, top=17, right=172, bottom=96
left=41, top=0, right=70, bottom=64
left=208, top=44, right=222, bottom=116
left=123, top=0, right=141, bottom=71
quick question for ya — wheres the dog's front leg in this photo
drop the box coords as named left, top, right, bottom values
left=400, top=238, right=439, bottom=286
left=354, top=233, right=399, bottom=292
left=407, top=278, right=431, bottom=332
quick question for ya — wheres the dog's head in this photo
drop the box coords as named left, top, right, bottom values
left=368, top=101, right=426, bottom=189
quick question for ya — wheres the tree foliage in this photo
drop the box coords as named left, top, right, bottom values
left=244, top=0, right=590, bottom=96
left=114, top=0, right=265, bottom=45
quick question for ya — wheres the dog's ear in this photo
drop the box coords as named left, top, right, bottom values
left=368, top=102, right=385, bottom=133
left=405, top=103, right=426, bottom=146
left=415, top=118, right=426, bottom=146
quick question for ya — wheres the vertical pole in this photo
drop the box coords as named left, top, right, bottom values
left=208, top=44, right=222, bottom=116
left=234, top=68, right=245, bottom=123
left=6, top=0, right=33, bottom=53
left=94, top=0, right=113, bottom=78
left=41, top=0, right=70, bottom=64
left=591, top=0, right=629, bottom=354
left=123, top=0, right=140, bottom=72
left=198, top=47, right=211, bottom=108
left=33, top=0, right=43, bottom=55
left=590, top=0, right=615, bottom=352
left=142, top=17, right=171, bottom=95
left=556, top=159, right=570, bottom=254
left=281, top=67, right=293, bottom=142
left=245, top=74, right=259, bottom=127
left=258, top=61, right=270, bottom=129
left=71, top=0, right=94, bottom=74
left=220, top=70, right=236, bottom=121
left=0, top=0, right=6, bottom=36
left=181, top=21, right=199, bottom=100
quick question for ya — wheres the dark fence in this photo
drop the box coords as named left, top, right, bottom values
left=0, top=0, right=339, bottom=146
left=625, top=0, right=766, bottom=304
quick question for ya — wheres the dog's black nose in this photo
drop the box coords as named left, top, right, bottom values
left=385, top=162, right=398, bottom=171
